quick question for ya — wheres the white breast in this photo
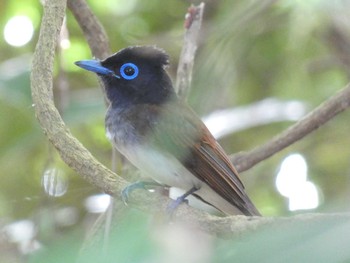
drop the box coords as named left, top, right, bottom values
left=106, top=125, right=242, bottom=215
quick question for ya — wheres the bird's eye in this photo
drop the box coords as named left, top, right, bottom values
left=120, top=63, right=139, bottom=80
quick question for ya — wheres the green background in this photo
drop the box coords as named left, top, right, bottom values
left=1, top=0, right=350, bottom=262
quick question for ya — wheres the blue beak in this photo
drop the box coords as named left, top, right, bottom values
left=75, top=60, right=120, bottom=78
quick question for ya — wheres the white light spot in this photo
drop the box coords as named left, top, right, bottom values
left=3, top=220, right=42, bottom=254
left=105, top=128, right=113, bottom=141
left=289, top=181, right=319, bottom=211
left=4, top=16, right=34, bottom=47
left=4, top=220, right=36, bottom=242
left=85, top=194, right=111, bottom=213
left=276, top=153, right=320, bottom=211
left=276, top=154, right=307, bottom=197
left=60, top=39, right=71, bottom=49
left=203, top=98, right=307, bottom=139
left=41, top=168, right=68, bottom=197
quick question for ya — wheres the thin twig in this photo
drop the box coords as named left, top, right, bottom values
left=231, top=84, right=350, bottom=172
left=175, top=3, right=205, bottom=99
left=67, top=0, right=111, bottom=105
left=67, top=0, right=110, bottom=59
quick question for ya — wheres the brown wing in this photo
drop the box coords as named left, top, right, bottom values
left=191, top=130, right=260, bottom=215
left=146, top=101, right=260, bottom=216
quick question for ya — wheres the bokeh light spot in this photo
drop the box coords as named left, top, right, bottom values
left=4, top=16, right=34, bottom=47
left=276, top=153, right=320, bottom=211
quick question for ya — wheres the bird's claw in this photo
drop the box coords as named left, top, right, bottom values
left=166, top=186, right=198, bottom=216
left=121, top=181, right=162, bottom=205
left=166, top=196, right=189, bottom=214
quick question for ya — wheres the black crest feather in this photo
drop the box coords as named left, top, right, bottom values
left=104, top=45, right=169, bottom=68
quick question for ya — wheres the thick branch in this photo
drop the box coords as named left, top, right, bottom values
left=31, top=0, right=122, bottom=195
left=175, top=3, right=205, bottom=99
left=231, top=84, right=350, bottom=172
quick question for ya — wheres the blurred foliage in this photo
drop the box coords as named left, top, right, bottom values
left=1, top=0, right=350, bottom=261
left=29, top=209, right=350, bottom=263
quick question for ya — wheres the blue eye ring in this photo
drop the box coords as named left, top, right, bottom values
left=120, top=63, right=139, bottom=80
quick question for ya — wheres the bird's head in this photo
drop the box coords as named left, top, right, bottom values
left=75, top=46, right=175, bottom=106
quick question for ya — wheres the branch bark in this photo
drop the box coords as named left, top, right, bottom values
left=31, top=0, right=122, bottom=196
left=175, top=3, right=205, bottom=99
left=231, top=84, right=350, bottom=172
left=67, top=0, right=111, bottom=106
left=67, top=0, right=110, bottom=59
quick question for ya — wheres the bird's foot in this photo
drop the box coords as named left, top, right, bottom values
left=166, top=186, right=198, bottom=215
left=121, top=181, right=162, bottom=204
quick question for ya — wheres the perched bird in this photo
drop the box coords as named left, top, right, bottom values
left=75, top=46, right=260, bottom=216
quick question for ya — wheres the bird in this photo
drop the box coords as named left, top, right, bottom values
left=75, top=46, right=260, bottom=216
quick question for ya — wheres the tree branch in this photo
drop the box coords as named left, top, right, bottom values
left=67, top=0, right=110, bottom=59
left=31, top=0, right=122, bottom=195
left=231, top=84, right=350, bottom=172
left=67, top=0, right=113, bottom=106
left=175, top=3, right=205, bottom=99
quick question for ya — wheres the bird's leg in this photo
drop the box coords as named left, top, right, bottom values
left=166, top=186, right=198, bottom=214
left=121, top=181, right=162, bottom=204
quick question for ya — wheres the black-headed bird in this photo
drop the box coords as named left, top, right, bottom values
left=75, top=46, right=260, bottom=216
